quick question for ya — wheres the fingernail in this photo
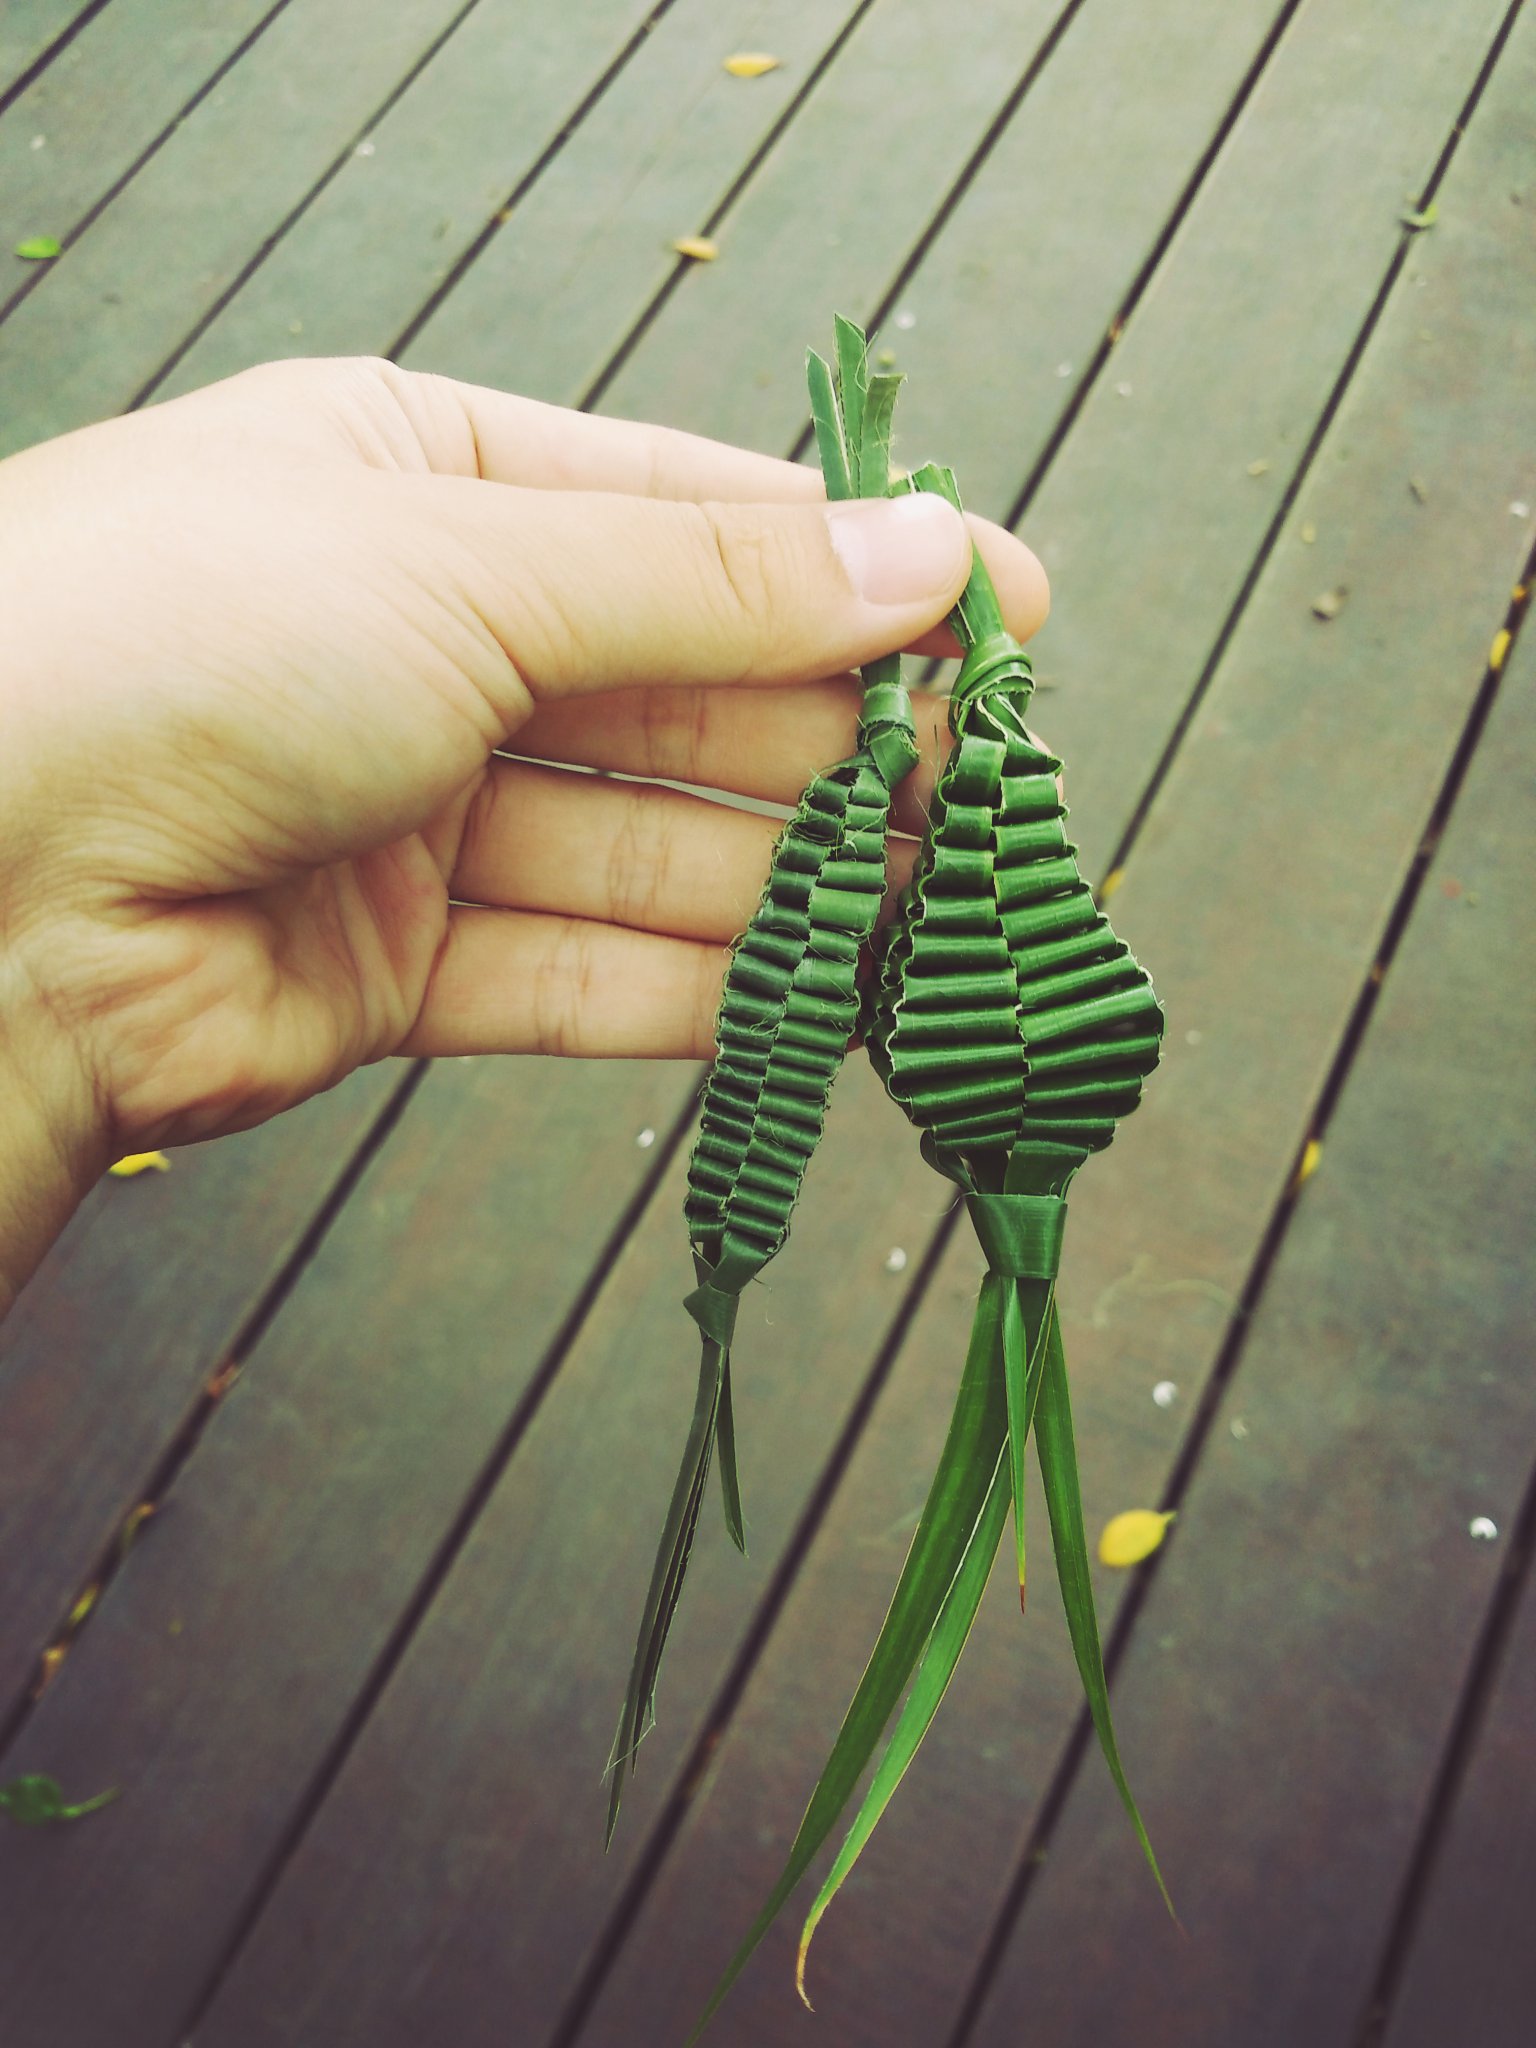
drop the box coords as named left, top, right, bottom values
left=825, top=494, right=969, bottom=607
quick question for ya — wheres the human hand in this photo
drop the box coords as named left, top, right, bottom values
left=0, top=356, right=1047, bottom=1309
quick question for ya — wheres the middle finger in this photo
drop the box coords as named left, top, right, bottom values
left=453, top=756, right=925, bottom=940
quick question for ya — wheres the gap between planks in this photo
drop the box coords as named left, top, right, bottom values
left=0, top=0, right=112, bottom=115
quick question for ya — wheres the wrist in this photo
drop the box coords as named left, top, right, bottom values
left=0, top=952, right=108, bottom=1320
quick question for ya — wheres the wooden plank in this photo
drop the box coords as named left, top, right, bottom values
left=966, top=594, right=1536, bottom=2048
left=592, top=0, right=1069, bottom=449
left=0, top=1, right=99, bottom=101
left=0, top=1066, right=396, bottom=1713
left=1, top=0, right=278, bottom=315
left=1383, top=1497, right=1536, bottom=2048
left=552, top=9, right=1536, bottom=2039
left=0, top=0, right=573, bottom=459
left=161, top=0, right=853, bottom=401
left=0, top=1052, right=698, bottom=2046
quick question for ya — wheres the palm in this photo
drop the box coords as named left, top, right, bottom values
left=103, top=786, right=479, bottom=1146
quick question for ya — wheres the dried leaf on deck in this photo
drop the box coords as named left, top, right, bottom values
left=1399, top=199, right=1438, bottom=231
left=722, top=53, right=780, bottom=78
left=671, top=235, right=718, bottom=262
left=1099, top=1509, right=1175, bottom=1567
left=1311, top=587, right=1348, bottom=621
left=108, top=1152, right=171, bottom=1177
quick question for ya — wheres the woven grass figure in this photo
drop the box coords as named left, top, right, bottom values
left=685, top=465, right=1171, bottom=2038
left=606, top=320, right=919, bottom=1837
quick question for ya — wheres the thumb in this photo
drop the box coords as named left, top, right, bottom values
left=411, top=475, right=972, bottom=715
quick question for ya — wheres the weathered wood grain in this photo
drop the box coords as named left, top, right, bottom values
left=558, top=11, right=1536, bottom=2038
left=0, top=0, right=549, bottom=458
left=1383, top=1450, right=1536, bottom=2048
left=154, top=0, right=674, bottom=397
left=0, top=1053, right=696, bottom=2046
left=0, top=0, right=277, bottom=314
left=967, top=565, right=1536, bottom=2048
left=164, top=0, right=853, bottom=401
left=0, top=1067, right=397, bottom=1716
left=593, top=0, right=1067, bottom=449
left=0, top=0, right=99, bottom=101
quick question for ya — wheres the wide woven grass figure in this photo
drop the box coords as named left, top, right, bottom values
left=611, top=320, right=1170, bottom=2035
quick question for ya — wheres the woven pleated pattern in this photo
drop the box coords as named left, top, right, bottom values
left=685, top=749, right=897, bottom=1276
left=870, top=666, right=1163, bottom=1178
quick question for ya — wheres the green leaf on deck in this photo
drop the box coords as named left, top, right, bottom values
left=14, top=236, right=61, bottom=260
left=0, top=1773, right=119, bottom=1825
left=1399, top=199, right=1438, bottom=231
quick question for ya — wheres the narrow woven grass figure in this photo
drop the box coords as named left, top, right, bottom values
left=606, top=320, right=920, bottom=1837
left=682, top=433, right=1171, bottom=2039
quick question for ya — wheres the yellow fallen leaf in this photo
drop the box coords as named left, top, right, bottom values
left=671, top=235, right=718, bottom=262
left=1099, top=1509, right=1175, bottom=1567
left=66, top=1583, right=99, bottom=1631
left=109, top=1151, right=170, bottom=1177
left=32, top=1644, right=67, bottom=1699
left=1489, top=628, right=1510, bottom=673
left=723, top=52, right=780, bottom=78
left=1097, top=866, right=1126, bottom=904
left=1293, top=1136, right=1323, bottom=1189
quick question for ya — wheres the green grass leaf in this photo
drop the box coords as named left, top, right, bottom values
left=795, top=1435, right=1011, bottom=2001
left=1000, top=1280, right=1053, bottom=1603
left=833, top=314, right=868, bottom=485
left=606, top=1338, right=728, bottom=1842
left=806, top=349, right=852, bottom=502
left=686, top=1278, right=1012, bottom=2042
left=715, top=1352, right=746, bottom=1554
left=856, top=371, right=903, bottom=499
left=1034, top=1311, right=1173, bottom=1914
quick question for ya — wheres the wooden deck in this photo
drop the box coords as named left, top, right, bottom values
left=2, top=2, right=1534, bottom=2042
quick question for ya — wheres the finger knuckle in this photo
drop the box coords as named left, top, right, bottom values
left=691, top=503, right=790, bottom=657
